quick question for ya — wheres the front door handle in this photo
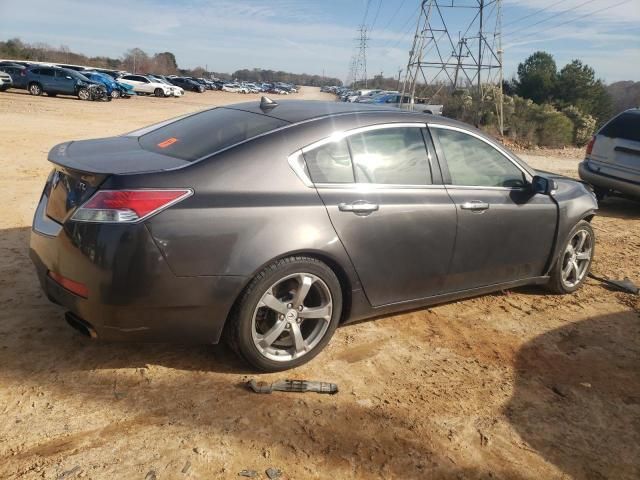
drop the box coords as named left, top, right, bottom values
left=460, top=200, right=490, bottom=211
left=338, top=201, right=379, bottom=214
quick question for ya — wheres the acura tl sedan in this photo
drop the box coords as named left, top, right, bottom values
left=30, top=100, right=597, bottom=371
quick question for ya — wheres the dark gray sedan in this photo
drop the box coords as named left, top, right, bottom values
left=30, top=99, right=597, bottom=371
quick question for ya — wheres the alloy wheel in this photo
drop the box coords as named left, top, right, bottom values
left=78, top=88, right=89, bottom=101
left=29, top=83, right=41, bottom=95
left=561, top=228, right=593, bottom=288
left=251, top=273, right=333, bottom=362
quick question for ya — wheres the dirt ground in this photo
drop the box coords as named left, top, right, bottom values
left=0, top=87, right=638, bottom=480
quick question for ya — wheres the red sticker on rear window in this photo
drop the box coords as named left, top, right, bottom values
left=157, top=137, right=178, bottom=148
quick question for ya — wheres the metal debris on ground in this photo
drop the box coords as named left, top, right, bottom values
left=247, top=379, right=338, bottom=395
left=57, top=466, right=81, bottom=480
left=265, top=467, right=282, bottom=479
left=181, top=460, right=191, bottom=474
left=588, top=273, right=639, bottom=294
left=238, top=469, right=258, bottom=478
left=145, top=471, right=157, bottom=480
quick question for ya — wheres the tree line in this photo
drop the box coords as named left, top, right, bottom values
left=0, top=38, right=342, bottom=86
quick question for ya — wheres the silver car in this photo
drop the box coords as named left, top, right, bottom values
left=579, top=108, right=640, bottom=199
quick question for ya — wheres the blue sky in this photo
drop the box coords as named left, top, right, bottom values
left=0, top=0, right=638, bottom=83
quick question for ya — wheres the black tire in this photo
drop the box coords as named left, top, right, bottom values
left=0, top=85, right=8, bottom=92
left=226, top=256, right=343, bottom=372
left=154, top=88, right=165, bottom=98
left=28, top=82, right=42, bottom=96
left=547, top=220, right=595, bottom=294
left=110, top=90, right=121, bottom=99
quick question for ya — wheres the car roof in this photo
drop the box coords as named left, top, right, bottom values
left=224, top=99, right=460, bottom=126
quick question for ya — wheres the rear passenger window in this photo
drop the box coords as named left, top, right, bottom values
left=40, top=68, right=54, bottom=77
left=349, top=127, right=432, bottom=185
left=303, top=139, right=354, bottom=184
left=600, top=112, right=640, bottom=142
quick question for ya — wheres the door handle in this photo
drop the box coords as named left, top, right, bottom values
left=460, top=201, right=490, bottom=211
left=338, top=201, right=379, bottom=214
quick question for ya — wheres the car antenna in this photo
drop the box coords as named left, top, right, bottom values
left=260, top=96, right=278, bottom=111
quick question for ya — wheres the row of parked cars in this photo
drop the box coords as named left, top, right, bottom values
left=0, top=59, right=299, bottom=101
left=321, top=85, right=444, bottom=115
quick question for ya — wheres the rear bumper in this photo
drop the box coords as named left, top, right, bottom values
left=578, top=161, right=640, bottom=198
left=29, top=192, right=246, bottom=343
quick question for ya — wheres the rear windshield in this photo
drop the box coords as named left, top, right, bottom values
left=599, top=111, right=640, bottom=142
left=137, top=108, right=288, bottom=161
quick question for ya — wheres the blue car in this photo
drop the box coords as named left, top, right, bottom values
left=82, top=71, right=134, bottom=99
left=25, top=66, right=107, bottom=100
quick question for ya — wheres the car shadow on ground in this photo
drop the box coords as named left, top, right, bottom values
left=596, top=195, right=640, bottom=219
left=2, top=88, right=87, bottom=101
left=506, top=310, right=640, bottom=480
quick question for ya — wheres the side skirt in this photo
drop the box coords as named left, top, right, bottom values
left=344, top=276, right=550, bottom=324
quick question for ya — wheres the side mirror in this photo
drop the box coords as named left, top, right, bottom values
left=531, top=175, right=557, bottom=195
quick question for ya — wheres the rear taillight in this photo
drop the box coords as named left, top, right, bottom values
left=48, top=271, right=89, bottom=298
left=71, top=189, right=192, bottom=223
left=586, top=136, right=596, bottom=156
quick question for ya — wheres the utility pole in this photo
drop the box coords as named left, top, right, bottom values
left=356, top=25, right=369, bottom=88
left=400, top=0, right=504, bottom=132
left=397, top=68, right=403, bottom=90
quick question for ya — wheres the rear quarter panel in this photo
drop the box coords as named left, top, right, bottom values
left=103, top=126, right=365, bottom=290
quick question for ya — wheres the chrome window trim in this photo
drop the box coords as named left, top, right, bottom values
left=427, top=123, right=533, bottom=185
left=300, top=122, right=427, bottom=154
left=289, top=122, right=434, bottom=189
left=287, top=150, right=314, bottom=187
left=313, top=183, right=446, bottom=190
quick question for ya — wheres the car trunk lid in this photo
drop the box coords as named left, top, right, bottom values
left=45, top=137, right=190, bottom=223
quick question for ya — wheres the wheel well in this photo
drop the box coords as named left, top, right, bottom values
left=583, top=213, right=595, bottom=223
left=224, top=252, right=354, bottom=330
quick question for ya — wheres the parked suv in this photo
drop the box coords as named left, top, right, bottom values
left=0, top=63, right=27, bottom=89
left=0, top=70, right=12, bottom=91
left=25, top=66, right=106, bottom=100
left=168, top=77, right=206, bottom=93
left=579, top=109, right=640, bottom=199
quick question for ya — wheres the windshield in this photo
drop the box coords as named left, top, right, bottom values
left=62, top=68, right=90, bottom=82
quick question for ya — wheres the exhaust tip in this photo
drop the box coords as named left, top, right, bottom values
left=65, top=312, right=98, bottom=339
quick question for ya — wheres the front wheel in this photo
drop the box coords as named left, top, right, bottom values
left=154, top=88, right=165, bottom=97
left=547, top=220, right=595, bottom=294
left=77, top=88, right=90, bottom=101
left=226, top=257, right=342, bottom=371
left=29, top=82, right=42, bottom=96
left=110, top=90, right=121, bottom=99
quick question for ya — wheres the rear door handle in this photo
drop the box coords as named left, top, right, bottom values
left=338, top=201, right=379, bottom=214
left=460, top=201, right=490, bottom=211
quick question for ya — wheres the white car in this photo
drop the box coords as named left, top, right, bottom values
left=222, top=83, right=249, bottom=94
left=117, top=74, right=177, bottom=97
left=579, top=108, right=640, bottom=199
left=0, top=71, right=12, bottom=91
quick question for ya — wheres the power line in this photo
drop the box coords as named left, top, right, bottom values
left=379, top=0, right=408, bottom=32
left=370, top=0, right=384, bottom=31
left=502, top=0, right=569, bottom=29
left=503, top=0, right=600, bottom=38
left=506, top=0, right=631, bottom=44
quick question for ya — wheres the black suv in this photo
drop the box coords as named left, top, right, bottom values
left=168, top=77, right=205, bottom=93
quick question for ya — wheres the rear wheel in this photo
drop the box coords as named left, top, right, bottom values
left=547, top=220, right=595, bottom=294
left=226, top=256, right=342, bottom=371
left=28, top=82, right=42, bottom=96
left=154, top=88, right=165, bottom=97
